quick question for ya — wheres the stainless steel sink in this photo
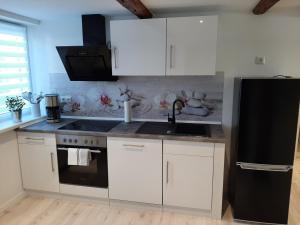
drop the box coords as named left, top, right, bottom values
left=136, top=122, right=210, bottom=137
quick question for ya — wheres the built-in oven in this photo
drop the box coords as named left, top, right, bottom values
left=56, top=134, right=108, bottom=188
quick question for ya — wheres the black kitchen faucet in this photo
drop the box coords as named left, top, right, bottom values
left=168, top=99, right=185, bottom=124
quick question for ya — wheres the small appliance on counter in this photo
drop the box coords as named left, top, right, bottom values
left=45, top=94, right=61, bottom=123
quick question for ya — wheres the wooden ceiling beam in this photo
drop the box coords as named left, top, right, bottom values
left=253, top=0, right=281, bottom=15
left=116, top=0, right=152, bottom=19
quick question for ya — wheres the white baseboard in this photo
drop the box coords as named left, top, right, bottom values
left=163, top=205, right=211, bottom=217
left=0, top=191, right=27, bottom=213
left=26, top=190, right=109, bottom=206
left=109, top=199, right=211, bottom=217
left=59, top=184, right=108, bottom=199
left=109, top=199, right=163, bottom=212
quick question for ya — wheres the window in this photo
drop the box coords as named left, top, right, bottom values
left=0, top=21, right=31, bottom=115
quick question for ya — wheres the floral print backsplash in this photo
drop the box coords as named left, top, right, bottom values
left=49, top=74, right=224, bottom=123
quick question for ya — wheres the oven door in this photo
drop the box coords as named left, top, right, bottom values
left=57, top=145, right=108, bottom=188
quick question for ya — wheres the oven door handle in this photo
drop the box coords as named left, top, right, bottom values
left=57, top=147, right=102, bottom=154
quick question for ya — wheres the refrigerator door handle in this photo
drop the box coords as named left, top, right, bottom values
left=237, top=162, right=293, bottom=172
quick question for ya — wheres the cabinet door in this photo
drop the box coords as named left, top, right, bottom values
left=163, top=154, right=213, bottom=210
left=166, top=16, right=218, bottom=76
left=107, top=138, right=162, bottom=204
left=110, top=18, right=166, bottom=76
left=19, top=144, right=59, bottom=192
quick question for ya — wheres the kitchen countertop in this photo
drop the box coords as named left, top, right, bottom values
left=0, top=115, right=45, bottom=135
left=18, top=118, right=77, bottom=132
left=17, top=119, right=225, bottom=143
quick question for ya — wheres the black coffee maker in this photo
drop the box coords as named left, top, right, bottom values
left=45, top=94, right=61, bottom=123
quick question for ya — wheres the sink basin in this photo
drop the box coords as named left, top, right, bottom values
left=167, top=123, right=210, bottom=136
left=136, top=122, right=210, bottom=137
left=136, top=122, right=170, bottom=135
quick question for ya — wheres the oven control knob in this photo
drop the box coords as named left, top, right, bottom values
left=74, top=139, right=78, bottom=143
left=63, top=138, right=67, bottom=143
left=91, top=140, right=94, bottom=145
left=69, top=139, right=72, bottom=143
left=84, top=140, right=88, bottom=144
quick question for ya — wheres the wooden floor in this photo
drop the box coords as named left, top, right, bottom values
left=1, top=156, right=299, bottom=225
left=289, top=153, right=300, bottom=225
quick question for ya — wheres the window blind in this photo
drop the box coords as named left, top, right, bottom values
left=0, top=21, right=30, bottom=114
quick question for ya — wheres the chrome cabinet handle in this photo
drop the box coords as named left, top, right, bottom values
left=25, top=137, right=44, bottom=141
left=124, top=148, right=144, bottom=152
left=170, top=45, right=174, bottom=68
left=166, top=161, right=169, bottom=184
left=50, top=153, right=55, bottom=172
left=123, top=144, right=145, bottom=152
left=113, top=47, right=118, bottom=69
left=122, top=144, right=144, bottom=148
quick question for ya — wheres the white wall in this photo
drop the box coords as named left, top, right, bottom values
left=27, top=13, right=300, bottom=150
left=216, top=14, right=300, bottom=151
left=0, top=131, right=23, bottom=210
left=27, top=17, right=82, bottom=113
left=28, top=17, right=83, bottom=94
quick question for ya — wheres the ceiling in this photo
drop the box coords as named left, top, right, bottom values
left=0, top=0, right=299, bottom=20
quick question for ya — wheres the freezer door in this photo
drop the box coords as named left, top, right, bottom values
left=238, top=79, right=300, bottom=165
left=233, top=163, right=293, bottom=224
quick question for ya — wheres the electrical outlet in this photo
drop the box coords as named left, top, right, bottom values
left=60, top=95, right=72, bottom=103
left=255, top=56, right=266, bottom=65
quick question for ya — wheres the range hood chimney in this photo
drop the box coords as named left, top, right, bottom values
left=82, top=14, right=106, bottom=46
left=56, top=14, right=118, bottom=81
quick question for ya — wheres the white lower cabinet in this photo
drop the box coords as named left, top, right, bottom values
left=16, top=131, right=224, bottom=218
left=163, top=140, right=214, bottom=210
left=18, top=132, right=59, bottom=193
left=107, top=137, right=162, bottom=204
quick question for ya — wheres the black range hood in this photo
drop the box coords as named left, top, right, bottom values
left=56, top=14, right=118, bottom=81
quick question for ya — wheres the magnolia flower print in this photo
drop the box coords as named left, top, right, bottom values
left=71, top=102, right=80, bottom=112
left=100, top=94, right=113, bottom=107
left=160, top=100, right=169, bottom=109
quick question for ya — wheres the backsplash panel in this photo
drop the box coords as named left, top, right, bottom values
left=49, top=74, right=224, bottom=123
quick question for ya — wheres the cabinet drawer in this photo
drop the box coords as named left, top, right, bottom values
left=164, top=140, right=214, bottom=157
left=108, top=137, right=162, bottom=151
left=17, top=132, right=56, bottom=146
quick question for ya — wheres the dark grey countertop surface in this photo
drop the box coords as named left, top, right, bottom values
left=17, top=119, right=225, bottom=143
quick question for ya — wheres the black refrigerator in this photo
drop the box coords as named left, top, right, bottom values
left=230, top=78, right=300, bottom=224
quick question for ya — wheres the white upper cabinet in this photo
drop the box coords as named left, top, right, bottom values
left=166, top=16, right=218, bottom=76
left=110, top=18, right=166, bottom=76
left=110, top=16, right=218, bottom=76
